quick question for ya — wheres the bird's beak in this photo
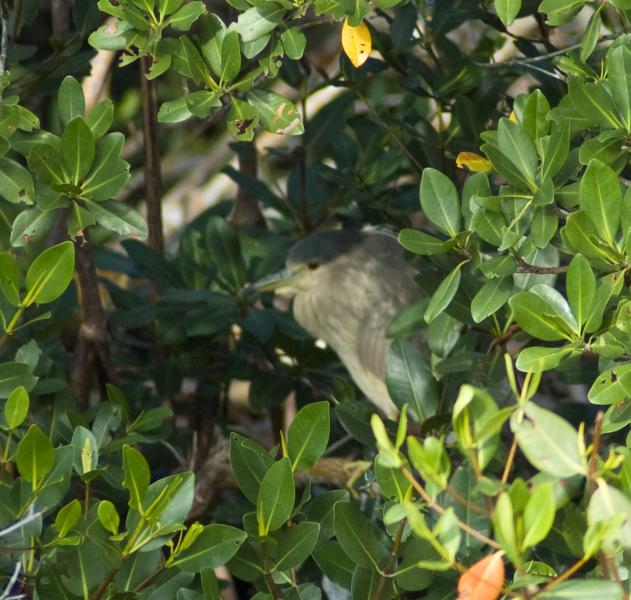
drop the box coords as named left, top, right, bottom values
left=245, top=267, right=303, bottom=295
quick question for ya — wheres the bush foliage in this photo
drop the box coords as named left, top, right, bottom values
left=1, top=0, right=631, bottom=598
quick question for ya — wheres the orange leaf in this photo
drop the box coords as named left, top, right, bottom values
left=456, top=151, right=493, bottom=173
left=457, top=552, right=505, bottom=600
left=341, top=19, right=372, bottom=68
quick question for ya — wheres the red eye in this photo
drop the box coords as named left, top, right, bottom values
left=307, top=261, right=320, bottom=270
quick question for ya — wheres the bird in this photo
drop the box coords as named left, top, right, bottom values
left=251, top=229, right=423, bottom=417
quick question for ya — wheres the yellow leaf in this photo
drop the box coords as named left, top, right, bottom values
left=509, top=111, right=517, bottom=122
left=456, top=151, right=493, bottom=173
left=341, top=19, right=372, bottom=68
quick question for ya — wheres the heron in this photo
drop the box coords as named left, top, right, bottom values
left=251, top=229, right=423, bottom=417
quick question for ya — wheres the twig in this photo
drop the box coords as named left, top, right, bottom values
left=89, top=568, right=116, bottom=600
left=373, top=519, right=406, bottom=600
left=139, top=56, right=164, bottom=253
left=538, top=556, right=589, bottom=593
left=587, top=411, right=603, bottom=497
left=501, top=439, right=518, bottom=484
left=515, top=257, right=567, bottom=274
left=478, top=34, right=619, bottom=69
left=487, top=324, right=521, bottom=354
left=401, top=467, right=501, bottom=549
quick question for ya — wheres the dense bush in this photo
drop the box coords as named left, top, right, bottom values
left=1, top=0, right=631, bottom=598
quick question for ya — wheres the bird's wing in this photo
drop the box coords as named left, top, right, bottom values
left=356, top=312, right=391, bottom=382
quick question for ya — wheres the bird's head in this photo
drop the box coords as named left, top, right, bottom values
left=248, top=230, right=365, bottom=296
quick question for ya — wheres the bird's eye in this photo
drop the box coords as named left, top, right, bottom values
left=307, top=261, right=320, bottom=271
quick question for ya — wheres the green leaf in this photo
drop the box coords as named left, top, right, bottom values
left=0, top=363, right=37, bottom=398
left=471, top=277, right=512, bottom=323
left=497, top=118, right=537, bottom=190
left=199, top=13, right=226, bottom=76
left=492, top=492, right=520, bottom=564
left=587, top=483, right=631, bottom=551
left=122, top=444, right=150, bottom=511
left=158, top=0, right=183, bottom=18
left=185, top=90, right=221, bottom=118
left=509, top=292, right=569, bottom=341
left=85, top=199, right=147, bottom=237
left=398, top=229, right=451, bottom=255
left=281, top=27, right=306, bottom=60
left=333, top=502, right=389, bottom=570
left=24, top=241, right=75, bottom=306
left=521, top=89, right=551, bottom=139
left=11, top=208, right=58, bottom=248
left=58, top=76, right=85, bottom=125
left=62, top=117, right=95, bottom=185
left=424, top=263, right=462, bottom=324
left=226, top=98, right=259, bottom=141
left=205, top=216, right=246, bottom=289
left=566, top=254, right=595, bottom=327
left=537, top=580, right=623, bottom=599
left=273, top=521, right=320, bottom=571
left=481, top=142, right=532, bottom=190
left=55, top=499, right=82, bottom=537
left=568, top=76, right=622, bottom=130
left=167, top=0, right=206, bottom=31
left=495, top=0, right=521, bottom=26
left=246, top=89, right=304, bottom=135
left=579, top=159, right=621, bottom=247
left=229, top=433, right=275, bottom=504
left=0, top=252, right=21, bottom=306
left=68, top=201, right=96, bottom=239
left=157, top=97, right=193, bottom=123
left=219, top=30, right=241, bottom=83
left=607, top=45, right=631, bottom=132
left=385, top=339, right=439, bottom=421
left=28, top=142, right=67, bottom=185
left=522, top=482, right=555, bottom=549
left=580, top=8, right=601, bottom=63
left=86, top=99, right=114, bottom=138
left=82, top=132, right=130, bottom=201
left=0, top=157, right=35, bottom=204
left=170, top=524, right=247, bottom=572
left=256, top=457, right=295, bottom=535
left=287, top=401, right=330, bottom=471
left=452, top=385, right=500, bottom=471
left=16, top=424, right=53, bottom=489
left=539, top=119, right=570, bottom=181
left=230, top=4, right=285, bottom=43
left=5, top=385, right=29, bottom=429
left=511, top=401, right=587, bottom=478
left=515, top=345, right=574, bottom=372
left=180, top=35, right=209, bottom=86
left=97, top=500, right=120, bottom=535
left=419, top=168, right=461, bottom=237
left=562, top=210, right=620, bottom=264
left=312, top=541, right=354, bottom=589
left=71, top=425, right=99, bottom=476
left=588, top=363, right=631, bottom=405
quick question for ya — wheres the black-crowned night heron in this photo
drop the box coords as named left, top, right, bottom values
left=253, top=230, right=423, bottom=417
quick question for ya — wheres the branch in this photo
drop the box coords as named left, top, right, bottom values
left=228, top=142, right=265, bottom=228
left=0, top=0, right=9, bottom=82
left=139, top=57, right=164, bottom=253
left=515, top=257, right=567, bottom=274
left=71, top=233, right=116, bottom=409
